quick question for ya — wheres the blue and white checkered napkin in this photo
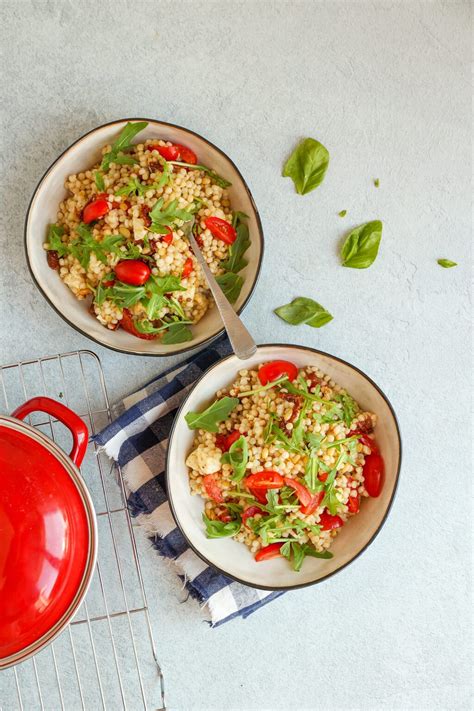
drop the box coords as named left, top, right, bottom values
left=94, top=336, right=284, bottom=626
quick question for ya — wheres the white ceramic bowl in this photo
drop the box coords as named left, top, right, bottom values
left=25, top=118, right=264, bottom=356
left=167, top=344, right=401, bottom=590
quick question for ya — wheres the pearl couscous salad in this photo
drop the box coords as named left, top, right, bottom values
left=185, top=359, right=385, bottom=571
left=44, top=122, right=250, bottom=344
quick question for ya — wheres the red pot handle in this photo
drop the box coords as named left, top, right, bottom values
left=11, top=396, right=89, bottom=467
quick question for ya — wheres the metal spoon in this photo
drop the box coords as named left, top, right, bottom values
left=183, top=218, right=257, bottom=360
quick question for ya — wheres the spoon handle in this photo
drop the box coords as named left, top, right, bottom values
left=186, top=227, right=257, bottom=360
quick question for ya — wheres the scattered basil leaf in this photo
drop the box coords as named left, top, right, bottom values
left=340, top=220, right=383, bottom=269
left=185, top=396, right=239, bottom=432
left=282, top=138, right=330, bottom=195
left=374, top=178, right=380, bottom=188
left=46, top=224, right=68, bottom=257
left=216, top=272, right=244, bottom=304
left=101, top=121, right=148, bottom=171
left=274, top=296, right=333, bottom=328
left=437, top=259, right=457, bottom=268
left=94, top=171, right=105, bottom=192
left=161, top=323, right=193, bottom=344
left=202, top=514, right=241, bottom=538
left=221, top=435, right=249, bottom=482
left=338, top=210, right=347, bottom=217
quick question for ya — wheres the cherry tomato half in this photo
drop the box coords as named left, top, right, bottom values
left=115, top=260, right=151, bottom=286
left=255, top=543, right=283, bottom=562
left=204, top=217, right=237, bottom=245
left=283, top=477, right=312, bottom=508
left=83, top=197, right=110, bottom=223
left=242, top=505, right=265, bottom=525
left=120, top=309, right=157, bottom=340
left=175, top=143, right=198, bottom=164
left=257, top=360, right=298, bottom=386
left=347, top=494, right=360, bottom=514
left=319, top=511, right=344, bottom=531
left=245, top=471, right=284, bottom=491
left=363, top=452, right=385, bottom=497
left=248, top=487, right=268, bottom=505
left=161, top=229, right=173, bottom=246
left=300, top=491, right=325, bottom=516
left=148, top=144, right=180, bottom=161
left=215, top=430, right=241, bottom=452
left=182, top=257, right=194, bottom=278
left=203, top=474, right=224, bottom=503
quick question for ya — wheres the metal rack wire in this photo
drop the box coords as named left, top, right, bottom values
left=0, top=351, right=165, bottom=711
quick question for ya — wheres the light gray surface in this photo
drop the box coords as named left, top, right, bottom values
left=0, top=1, right=472, bottom=710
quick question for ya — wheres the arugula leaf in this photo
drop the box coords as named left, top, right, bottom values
left=116, top=175, right=167, bottom=198
left=221, top=435, right=248, bottom=482
left=303, top=546, right=333, bottom=560
left=336, top=392, right=359, bottom=427
left=185, top=396, right=239, bottom=432
left=169, top=161, right=231, bottom=188
left=282, top=138, right=330, bottom=195
left=69, top=224, right=124, bottom=270
left=231, top=211, right=249, bottom=227
left=437, top=259, right=457, bottom=268
left=101, top=121, right=148, bottom=171
left=221, top=218, right=250, bottom=273
left=161, top=323, right=193, bottom=344
left=46, top=224, right=69, bottom=257
left=338, top=210, right=347, bottom=217
left=202, top=514, right=241, bottom=538
left=94, top=171, right=105, bottom=192
left=148, top=198, right=193, bottom=233
left=215, top=272, right=244, bottom=304
left=274, top=296, right=333, bottom=328
left=341, top=220, right=383, bottom=269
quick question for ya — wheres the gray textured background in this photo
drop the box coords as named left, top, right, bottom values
left=0, top=1, right=472, bottom=710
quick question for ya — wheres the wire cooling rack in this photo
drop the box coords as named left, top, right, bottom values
left=0, top=350, right=165, bottom=711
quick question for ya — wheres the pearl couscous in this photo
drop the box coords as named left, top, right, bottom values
left=185, top=359, right=385, bottom=571
left=44, top=121, right=249, bottom=344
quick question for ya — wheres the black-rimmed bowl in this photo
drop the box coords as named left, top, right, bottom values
left=166, top=344, right=401, bottom=590
left=25, top=118, right=264, bottom=356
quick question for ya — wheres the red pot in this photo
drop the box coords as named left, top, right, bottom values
left=0, top=397, right=97, bottom=669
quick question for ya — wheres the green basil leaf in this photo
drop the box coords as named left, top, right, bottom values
left=185, top=396, right=239, bottom=432
left=437, top=259, right=457, bottom=268
left=374, top=178, right=380, bottom=188
left=221, top=435, right=248, bottom=482
left=341, top=220, right=383, bottom=269
left=161, top=323, right=193, bottom=344
left=221, top=221, right=250, bottom=273
left=94, top=171, right=105, bottom=192
left=215, top=272, right=244, bottom=304
left=338, top=210, right=347, bottom=217
left=282, top=138, right=330, bottom=195
left=202, top=514, right=241, bottom=538
left=274, top=297, right=333, bottom=328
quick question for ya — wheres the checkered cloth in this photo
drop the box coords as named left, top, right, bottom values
left=94, top=336, right=284, bottom=626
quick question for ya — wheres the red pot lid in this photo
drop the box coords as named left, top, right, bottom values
left=0, top=398, right=96, bottom=667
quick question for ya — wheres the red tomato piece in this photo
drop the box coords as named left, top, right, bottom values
left=215, top=430, right=241, bottom=452
left=175, top=143, right=198, bottom=164
left=283, top=477, right=312, bottom=507
left=358, top=434, right=379, bottom=454
left=245, top=471, right=284, bottom=491
left=204, top=217, right=237, bottom=245
left=120, top=309, right=157, bottom=340
left=347, top=494, right=360, bottom=514
left=182, top=257, right=194, bottom=278
left=319, top=511, right=344, bottom=531
left=102, top=279, right=115, bottom=287
left=218, top=509, right=233, bottom=523
left=257, top=360, right=299, bottom=386
left=255, top=543, right=283, bottom=562
left=248, top=487, right=268, bottom=505
left=148, top=144, right=180, bottom=161
left=203, top=474, right=224, bottom=503
left=83, top=198, right=110, bottom=223
left=300, top=491, right=325, bottom=515
left=115, top=260, right=151, bottom=286
left=363, top=452, right=385, bottom=497
left=318, top=471, right=329, bottom=483
left=242, top=505, right=265, bottom=525
left=161, top=229, right=173, bottom=245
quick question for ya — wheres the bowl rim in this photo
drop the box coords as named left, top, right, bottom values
left=166, top=343, right=402, bottom=591
left=24, top=117, right=265, bottom=357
